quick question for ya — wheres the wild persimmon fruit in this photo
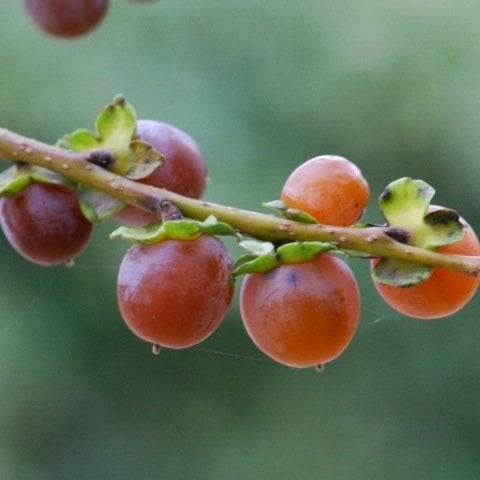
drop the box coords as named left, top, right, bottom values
left=117, top=235, right=233, bottom=349
left=240, top=253, right=360, bottom=368
left=0, top=182, right=93, bottom=266
left=115, top=120, right=208, bottom=226
left=280, top=155, right=370, bottom=226
left=372, top=212, right=480, bottom=319
left=23, top=0, right=109, bottom=38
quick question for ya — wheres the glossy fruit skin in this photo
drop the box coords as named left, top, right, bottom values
left=372, top=214, right=480, bottom=320
left=23, top=0, right=108, bottom=38
left=0, top=182, right=93, bottom=266
left=240, top=253, right=360, bottom=368
left=280, top=155, right=370, bottom=227
left=117, top=235, right=234, bottom=349
left=115, top=120, right=208, bottom=226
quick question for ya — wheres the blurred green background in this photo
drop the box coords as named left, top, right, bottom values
left=1, top=1, right=479, bottom=478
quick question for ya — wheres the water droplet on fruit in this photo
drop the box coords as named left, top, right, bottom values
left=64, top=258, right=75, bottom=267
left=152, top=344, right=161, bottom=355
left=314, top=364, right=325, bottom=373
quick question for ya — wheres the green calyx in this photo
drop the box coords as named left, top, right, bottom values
left=0, top=164, right=73, bottom=196
left=58, top=95, right=163, bottom=179
left=58, top=95, right=164, bottom=223
left=262, top=200, right=317, bottom=224
left=77, top=186, right=124, bottom=223
left=373, top=177, right=465, bottom=287
left=233, top=239, right=335, bottom=276
left=110, top=215, right=236, bottom=244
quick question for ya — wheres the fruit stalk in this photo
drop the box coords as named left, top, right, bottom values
left=0, top=127, right=479, bottom=276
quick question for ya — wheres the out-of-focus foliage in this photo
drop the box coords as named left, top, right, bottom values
left=0, top=1, right=479, bottom=478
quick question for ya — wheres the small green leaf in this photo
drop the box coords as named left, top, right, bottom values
left=31, top=167, right=73, bottom=188
left=238, top=239, right=275, bottom=256
left=379, top=177, right=434, bottom=228
left=161, top=220, right=206, bottom=240
left=232, top=240, right=335, bottom=277
left=0, top=166, right=71, bottom=196
left=233, top=253, right=278, bottom=276
left=95, top=95, right=136, bottom=142
left=0, top=167, right=31, bottom=195
left=277, top=241, right=334, bottom=264
left=110, top=223, right=163, bottom=243
left=78, top=186, right=125, bottom=223
left=372, top=257, right=432, bottom=287
left=110, top=216, right=235, bottom=244
left=59, top=96, right=143, bottom=175
left=58, top=129, right=101, bottom=151
left=232, top=239, right=278, bottom=275
left=378, top=177, right=465, bottom=249
left=201, top=215, right=237, bottom=236
left=421, top=209, right=465, bottom=247
left=124, top=140, right=164, bottom=180
left=263, top=199, right=317, bottom=223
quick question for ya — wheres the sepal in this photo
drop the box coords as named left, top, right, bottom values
left=0, top=166, right=30, bottom=195
left=233, top=239, right=334, bottom=276
left=110, top=215, right=235, bottom=244
left=372, top=258, right=432, bottom=287
left=374, top=177, right=465, bottom=287
left=78, top=186, right=125, bottom=223
left=378, top=177, right=464, bottom=249
left=0, top=165, right=72, bottom=196
left=263, top=199, right=317, bottom=224
left=59, top=95, right=163, bottom=178
left=124, top=140, right=163, bottom=180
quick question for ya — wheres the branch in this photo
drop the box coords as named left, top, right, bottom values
left=0, top=127, right=479, bottom=276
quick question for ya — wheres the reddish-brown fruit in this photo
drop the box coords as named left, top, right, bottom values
left=240, top=253, right=360, bottom=368
left=23, top=0, right=108, bottom=38
left=280, top=155, right=370, bottom=227
left=372, top=213, right=480, bottom=320
left=115, top=120, right=208, bottom=226
left=117, top=235, right=234, bottom=349
left=0, top=183, right=93, bottom=266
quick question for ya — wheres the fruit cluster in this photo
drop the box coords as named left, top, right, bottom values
left=23, top=0, right=156, bottom=39
left=0, top=98, right=479, bottom=371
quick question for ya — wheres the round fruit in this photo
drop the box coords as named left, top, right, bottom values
left=0, top=182, right=93, bottom=266
left=115, top=120, right=208, bottom=226
left=240, top=253, right=360, bottom=368
left=117, top=235, right=234, bottom=349
left=23, top=0, right=108, bottom=38
left=280, top=155, right=370, bottom=227
left=372, top=213, right=480, bottom=320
